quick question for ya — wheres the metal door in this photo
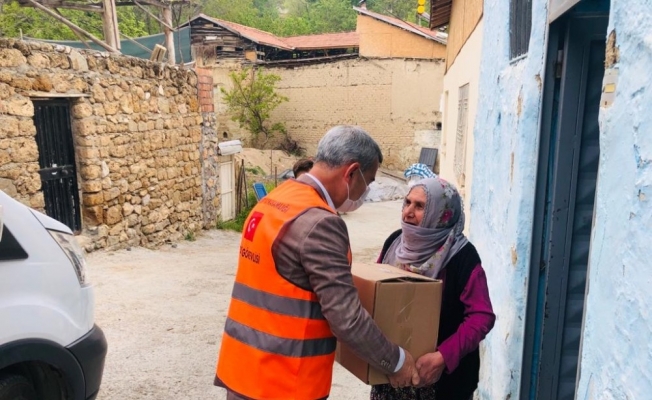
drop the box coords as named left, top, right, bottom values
left=33, top=100, right=82, bottom=233
left=521, top=13, right=608, bottom=400
left=220, top=160, right=235, bottom=221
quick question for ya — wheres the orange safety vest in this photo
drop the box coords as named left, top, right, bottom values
left=216, top=179, right=350, bottom=400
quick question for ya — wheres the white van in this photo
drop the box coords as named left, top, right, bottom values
left=0, top=190, right=107, bottom=400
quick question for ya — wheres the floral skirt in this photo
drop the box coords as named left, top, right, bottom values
left=370, top=384, right=437, bottom=400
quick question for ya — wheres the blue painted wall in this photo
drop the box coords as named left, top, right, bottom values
left=576, top=0, right=652, bottom=398
left=470, top=0, right=652, bottom=398
left=469, top=0, right=550, bottom=397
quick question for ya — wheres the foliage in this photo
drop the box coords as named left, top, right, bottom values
left=221, top=67, right=288, bottom=146
left=275, top=135, right=305, bottom=157
left=216, top=182, right=276, bottom=232
left=185, top=231, right=197, bottom=241
left=246, top=166, right=265, bottom=176
left=0, top=0, right=424, bottom=41
left=0, top=1, right=148, bottom=40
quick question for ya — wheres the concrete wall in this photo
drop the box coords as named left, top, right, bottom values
left=446, top=0, right=483, bottom=70
left=0, top=39, right=210, bottom=251
left=469, top=0, right=550, bottom=397
left=269, top=58, right=444, bottom=169
left=439, top=18, right=483, bottom=229
left=356, top=14, right=447, bottom=60
left=210, top=60, right=250, bottom=141
left=576, top=1, right=652, bottom=398
left=212, top=58, right=445, bottom=170
left=470, top=0, right=652, bottom=398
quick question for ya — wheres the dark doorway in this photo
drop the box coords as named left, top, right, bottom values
left=521, top=11, right=608, bottom=400
left=33, top=100, right=82, bottom=233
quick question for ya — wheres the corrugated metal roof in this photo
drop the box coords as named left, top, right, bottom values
left=282, top=32, right=359, bottom=50
left=193, top=14, right=294, bottom=50
left=353, top=6, right=448, bottom=44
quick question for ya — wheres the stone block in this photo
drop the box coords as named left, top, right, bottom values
left=31, top=75, right=53, bottom=92
left=109, top=223, right=123, bottom=236
left=72, top=103, right=93, bottom=119
left=123, top=202, right=134, bottom=216
left=104, top=205, right=122, bottom=225
left=104, top=102, right=119, bottom=115
left=80, top=165, right=102, bottom=180
left=77, top=146, right=99, bottom=160
left=83, top=192, right=104, bottom=206
left=73, top=119, right=97, bottom=136
left=0, top=49, right=26, bottom=68
left=27, top=53, right=50, bottom=68
left=0, top=178, right=18, bottom=197
left=127, top=214, right=139, bottom=227
left=81, top=180, right=102, bottom=193
left=10, top=140, right=38, bottom=163
left=104, top=187, right=120, bottom=202
left=97, top=224, right=109, bottom=238
left=83, top=205, right=104, bottom=225
left=91, top=83, right=106, bottom=102
left=69, top=51, right=88, bottom=71
left=0, top=149, right=10, bottom=165
left=5, top=95, right=34, bottom=117
left=29, top=192, right=45, bottom=209
left=12, top=77, right=33, bottom=90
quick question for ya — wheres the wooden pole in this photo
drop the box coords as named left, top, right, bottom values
left=102, top=0, right=119, bottom=50
left=22, top=0, right=118, bottom=53
left=162, top=6, right=175, bottom=64
left=242, top=159, right=249, bottom=209
left=132, top=1, right=176, bottom=31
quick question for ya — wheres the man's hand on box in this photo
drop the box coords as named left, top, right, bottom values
left=415, top=351, right=446, bottom=387
left=388, top=350, right=420, bottom=388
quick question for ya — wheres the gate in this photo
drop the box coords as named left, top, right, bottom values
left=33, top=100, right=82, bottom=233
left=220, top=159, right=235, bottom=221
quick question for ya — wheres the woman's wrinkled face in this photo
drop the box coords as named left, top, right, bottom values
left=402, top=186, right=427, bottom=226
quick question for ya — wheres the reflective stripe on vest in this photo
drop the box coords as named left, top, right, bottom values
left=231, top=282, right=326, bottom=320
left=216, top=180, right=343, bottom=400
left=224, top=317, right=337, bottom=357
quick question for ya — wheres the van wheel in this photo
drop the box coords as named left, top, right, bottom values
left=0, top=374, right=37, bottom=400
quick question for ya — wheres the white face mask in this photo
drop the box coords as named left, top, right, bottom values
left=337, top=169, right=371, bottom=213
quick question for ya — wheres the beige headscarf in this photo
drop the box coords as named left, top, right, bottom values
left=383, top=177, right=468, bottom=278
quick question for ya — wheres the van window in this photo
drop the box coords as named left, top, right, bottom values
left=0, top=227, right=28, bottom=261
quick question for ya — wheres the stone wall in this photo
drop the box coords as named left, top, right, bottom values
left=0, top=39, right=209, bottom=251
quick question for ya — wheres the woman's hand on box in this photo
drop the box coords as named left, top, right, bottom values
left=415, top=351, right=446, bottom=387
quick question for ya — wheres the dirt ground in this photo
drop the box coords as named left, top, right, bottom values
left=91, top=200, right=403, bottom=400
left=234, top=148, right=299, bottom=176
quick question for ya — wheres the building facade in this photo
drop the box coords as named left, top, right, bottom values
left=459, top=0, right=652, bottom=398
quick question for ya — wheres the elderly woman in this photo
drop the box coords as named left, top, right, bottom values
left=371, top=177, right=495, bottom=400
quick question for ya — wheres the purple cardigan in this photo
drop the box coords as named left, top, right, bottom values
left=375, top=256, right=495, bottom=373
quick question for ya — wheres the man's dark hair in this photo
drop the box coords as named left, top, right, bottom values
left=292, top=158, right=314, bottom=178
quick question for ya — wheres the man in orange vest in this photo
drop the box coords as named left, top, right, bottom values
left=215, top=125, right=420, bottom=399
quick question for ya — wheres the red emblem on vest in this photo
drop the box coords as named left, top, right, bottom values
left=243, top=212, right=264, bottom=241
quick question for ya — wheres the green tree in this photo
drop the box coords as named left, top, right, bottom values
left=221, top=67, right=289, bottom=146
left=0, top=0, right=148, bottom=40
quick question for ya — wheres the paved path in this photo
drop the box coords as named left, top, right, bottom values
left=91, top=200, right=403, bottom=399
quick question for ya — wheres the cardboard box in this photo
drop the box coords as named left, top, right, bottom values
left=336, top=262, right=443, bottom=385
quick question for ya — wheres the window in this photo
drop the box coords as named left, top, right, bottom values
left=0, top=228, right=28, bottom=261
left=510, top=0, right=533, bottom=59
left=454, top=84, right=470, bottom=189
